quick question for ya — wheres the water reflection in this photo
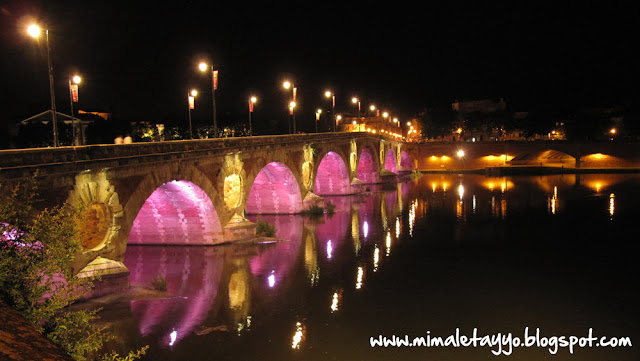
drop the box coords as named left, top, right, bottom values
left=107, top=173, right=640, bottom=360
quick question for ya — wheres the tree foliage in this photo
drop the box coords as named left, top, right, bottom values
left=0, top=175, right=144, bottom=361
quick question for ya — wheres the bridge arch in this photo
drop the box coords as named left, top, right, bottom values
left=399, top=150, right=417, bottom=170
left=246, top=162, right=304, bottom=214
left=384, top=148, right=398, bottom=173
left=510, top=149, right=576, bottom=167
left=357, top=146, right=381, bottom=183
left=128, top=180, right=223, bottom=245
left=314, top=151, right=351, bottom=195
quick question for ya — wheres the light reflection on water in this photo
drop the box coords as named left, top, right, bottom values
left=102, top=173, right=640, bottom=360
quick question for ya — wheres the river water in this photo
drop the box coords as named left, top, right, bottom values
left=100, top=173, right=639, bottom=360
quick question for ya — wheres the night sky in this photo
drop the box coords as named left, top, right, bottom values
left=0, top=1, right=636, bottom=134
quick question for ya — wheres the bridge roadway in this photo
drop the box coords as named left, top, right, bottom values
left=1, top=133, right=639, bottom=296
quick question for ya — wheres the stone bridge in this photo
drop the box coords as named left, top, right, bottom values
left=0, top=132, right=416, bottom=292
left=405, top=140, right=640, bottom=170
left=2, top=133, right=638, bottom=294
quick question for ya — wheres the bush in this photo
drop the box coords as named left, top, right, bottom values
left=0, top=176, right=145, bottom=361
left=150, top=274, right=167, bottom=291
left=301, top=205, right=324, bottom=216
left=325, top=201, right=336, bottom=215
left=256, top=219, right=276, bottom=237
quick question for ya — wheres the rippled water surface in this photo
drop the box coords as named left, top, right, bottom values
left=100, top=174, right=640, bottom=360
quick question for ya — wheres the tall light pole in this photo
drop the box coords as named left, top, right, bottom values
left=198, top=62, right=218, bottom=137
left=69, top=74, right=81, bottom=145
left=283, top=81, right=297, bottom=134
left=324, top=90, right=335, bottom=132
left=351, top=97, right=361, bottom=118
left=315, top=109, right=322, bottom=133
left=249, top=96, right=257, bottom=136
left=187, top=89, right=197, bottom=139
left=27, top=24, right=58, bottom=147
left=289, top=101, right=296, bottom=134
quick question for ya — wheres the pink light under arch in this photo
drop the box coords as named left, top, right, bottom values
left=314, top=151, right=351, bottom=195
left=128, top=180, right=222, bottom=245
left=400, top=151, right=417, bottom=170
left=246, top=162, right=303, bottom=214
left=385, top=149, right=398, bottom=174
left=357, top=147, right=381, bottom=183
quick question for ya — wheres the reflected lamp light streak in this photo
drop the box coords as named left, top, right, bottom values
left=373, top=246, right=380, bottom=272
left=330, top=292, right=339, bottom=313
left=609, top=193, right=615, bottom=217
left=363, top=221, right=369, bottom=239
left=268, top=270, right=276, bottom=288
left=355, top=266, right=364, bottom=289
left=292, top=322, right=305, bottom=349
left=385, top=231, right=392, bottom=256
left=326, top=240, right=333, bottom=260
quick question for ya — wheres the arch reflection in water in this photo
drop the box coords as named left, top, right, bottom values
left=125, top=246, right=223, bottom=347
left=123, top=236, right=304, bottom=347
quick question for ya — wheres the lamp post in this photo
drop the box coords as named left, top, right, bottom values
left=324, top=90, right=335, bottom=131
left=289, top=101, right=296, bottom=133
left=68, top=75, right=81, bottom=145
left=351, top=97, right=360, bottom=118
left=315, top=109, right=322, bottom=133
left=249, top=96, right=257, bottom=136
left=27, top=24, right=58, bottom=147
left=187, top=89, right=198, bottom=139
left=283, top=81, right=297, bottom=134
left=198, top=62, right=218, bottom=137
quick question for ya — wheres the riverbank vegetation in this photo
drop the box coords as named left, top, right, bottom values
left=0, top=176, right=146, bottom=361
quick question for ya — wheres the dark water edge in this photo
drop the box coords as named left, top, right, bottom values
left=94, top=174, right=639, bottom=361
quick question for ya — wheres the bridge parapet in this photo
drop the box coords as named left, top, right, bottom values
left=0, top=132, right=392, bottom=180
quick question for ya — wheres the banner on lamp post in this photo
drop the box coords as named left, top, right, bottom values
left=70, top=84, right=79, bottom=102
left=213, top=70, right=219, bottom=90
left=188, top=96, right=195, bottom=109
left=249, top=101, right=254, bottom=112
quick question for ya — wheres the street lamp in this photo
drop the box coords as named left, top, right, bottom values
left=324, top=90, right=335, bottom=131
left=187, top=89, right=198, bottom=139
left=249, top=96, right=257, bottom=136
left=315, top=109, right=322, bottom=133
left=69, top=75, right=81, bottom=145
left=198, top=61, right=218, bottom=137
left=27, top=23, right=59, bottom=147
left=351, top=97, right=360, bottom=118
left=283, top=81, right=297, bottom=134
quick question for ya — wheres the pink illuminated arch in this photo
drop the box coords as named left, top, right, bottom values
left=357, top=147, right=381, bottom=183
left=400, top=151, right=417, bottom=170
left=128, top=180, right=222, bottom=245
left=246, top=162, right=303, bottom=214
left=385, top=149, right=398, bottom=173
left=314, top=151, right=351, bottom=195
